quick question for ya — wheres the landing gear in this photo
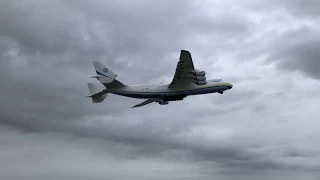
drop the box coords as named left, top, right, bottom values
left=158, top=100, right=169, bottom=105
left=218, top=91, right=223, bottom=94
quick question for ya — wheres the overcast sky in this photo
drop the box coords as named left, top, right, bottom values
left=1, top=0, right=320, bottom=179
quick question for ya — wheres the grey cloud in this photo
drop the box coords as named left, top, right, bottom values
left=267, top=27, right=320, bottom=80
left=0, top=0, right=76, bottom=54
left=1, top=0, right=320, bottom=179
left=248, top=0, right=320, bottom=17
left=242, top=0, right=320, bottom=80
left=0, top=0, right=251, bottom=133
left=270, top=0, right=320, bottom=17
left=284, top=147, right=318, bottom=158
left=0, top=0, right=250, bottom=83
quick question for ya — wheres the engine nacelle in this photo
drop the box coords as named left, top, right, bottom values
left=195, top=76, right=206, bottom=81
left=159, top=101, right=169, bottom=105
left=191, top=70, right=206, bottom=76
left=195, top=80, right=207, bottom=85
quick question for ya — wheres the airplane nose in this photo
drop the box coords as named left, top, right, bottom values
left=228, top=83, right=233, bottom=89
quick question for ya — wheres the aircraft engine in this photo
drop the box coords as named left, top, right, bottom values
left=191, top=70, right=206, bottom=76
left=195, top=76, right=206, bottom=81
left=195, top=80, right=207, bottom=85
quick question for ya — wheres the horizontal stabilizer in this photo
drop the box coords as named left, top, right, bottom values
left=88, top=83, right=103, bottom=96
left=91, top=75, right=114, bottom=83
left=90, top=94, right=108, bottom=103
left=91, top=75, right=103, bottom=78
left=87, top=83, right=108, bottom=103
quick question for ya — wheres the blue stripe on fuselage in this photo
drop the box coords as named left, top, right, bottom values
left=111, top=85, right=231, bottom=99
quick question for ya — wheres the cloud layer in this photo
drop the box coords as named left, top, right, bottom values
left=1, top=0, right=320, bottom=179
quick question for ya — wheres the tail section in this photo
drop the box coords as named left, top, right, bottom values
left=91, top=61, right=127, bottom=89
left=92, top=61, right=118, bottom=84
left=87, top=83, right=108, bottom=103
left=105, top=79, right=126, bottom=89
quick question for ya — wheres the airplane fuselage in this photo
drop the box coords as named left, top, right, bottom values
left=107, top=79, right=233, bottom=101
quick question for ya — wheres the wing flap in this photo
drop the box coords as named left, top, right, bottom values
left=131, top=99, right=156, bottom=108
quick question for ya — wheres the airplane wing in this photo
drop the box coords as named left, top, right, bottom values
left=169, top=50, right=206, bottom=87
left=131, top=99, right=156, bottom=108
left=169, top=50, right=195, bottom=87
left=169, top=50, right=207, bottom=87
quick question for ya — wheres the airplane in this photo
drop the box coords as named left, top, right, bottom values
left=87, top=50, right=233, bottom=108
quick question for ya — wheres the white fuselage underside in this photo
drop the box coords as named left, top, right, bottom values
left=107, top=80, right=233, bottom=99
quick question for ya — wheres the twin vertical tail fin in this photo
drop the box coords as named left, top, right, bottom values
left=87, top=83, right=108, bottom=103
left=87, top=61, right=126, bottom=103
left=92, top=61, right=118, bottom=84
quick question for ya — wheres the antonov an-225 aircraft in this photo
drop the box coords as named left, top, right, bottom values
left=87, top=50, right=233, bottom=108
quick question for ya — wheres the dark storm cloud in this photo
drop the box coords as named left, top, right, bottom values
left=0, top=0, right=251, bottom=132
left=267, top=27, right=320, bottom=80
left=0, top=0, right=250, bottom=82
left=245, top=0, right=320, bottom=80
left=0, top=0, right=77, bottom=54
left=0, top=0, right=254, bottom=167
left=1, top=0, right=320, bottom=179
